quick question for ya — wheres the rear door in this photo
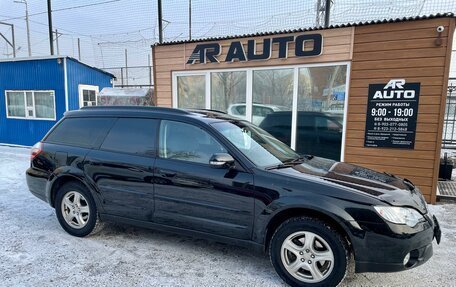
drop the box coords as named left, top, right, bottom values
left=84, top=117, right=158, bottom=221
left=153, top=120, right=255, bottom=240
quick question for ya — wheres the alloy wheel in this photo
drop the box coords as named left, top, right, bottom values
left=280, top=231, right=335, bottom=283
left=60, top=191, right=90, bottom=229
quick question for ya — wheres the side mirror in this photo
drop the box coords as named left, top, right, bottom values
left=209, top=153, right=235, bottom=169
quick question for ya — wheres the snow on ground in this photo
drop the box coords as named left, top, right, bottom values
left=1, top=145, right=455, bottom=287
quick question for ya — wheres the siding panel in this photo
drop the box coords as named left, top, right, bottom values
left=0, top=59, right=65, bottom=146
left=345, top=18, right=455, bottom=202
left=153, top=27, right=354, bottom=107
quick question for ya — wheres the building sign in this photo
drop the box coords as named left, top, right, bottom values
left=364, top=79, right=421, bottom=149
left=187, top=34, right=322, bottom=64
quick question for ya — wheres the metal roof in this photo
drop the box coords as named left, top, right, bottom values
left=153, top=12, right=455, bottom=46
left=0, top=55, right=115, bottom=79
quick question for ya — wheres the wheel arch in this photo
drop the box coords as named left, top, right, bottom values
left=48, top=174, right=101, bottom=209
left=264, top=207, right=354, bottom=254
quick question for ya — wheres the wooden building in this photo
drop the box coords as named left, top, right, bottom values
left=152, top=14, right=455, bottom=203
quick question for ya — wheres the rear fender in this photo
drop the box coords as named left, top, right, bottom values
left=46, top=166, right=105, bottom=212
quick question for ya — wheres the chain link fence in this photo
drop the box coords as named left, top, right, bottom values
left=103, top=66, right=153, bottom=88
left=443, top=79, right=456, bottom=148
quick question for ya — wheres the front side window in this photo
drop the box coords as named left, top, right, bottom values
left=159, top=120, right=226, bottom=164
left=5, top=91, right=55, bottom=120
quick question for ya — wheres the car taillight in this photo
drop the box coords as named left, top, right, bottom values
left=31, top=142, right=42, bottom=160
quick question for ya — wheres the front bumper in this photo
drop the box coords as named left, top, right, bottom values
left=353, top=214, right=441, bottom=273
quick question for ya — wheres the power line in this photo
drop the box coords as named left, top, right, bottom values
left=0, top=0, right=122, bottom=21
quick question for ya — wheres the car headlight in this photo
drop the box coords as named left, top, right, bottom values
left=374, top=206, right=425, bottom=227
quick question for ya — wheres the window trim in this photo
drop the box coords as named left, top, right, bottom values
left=171, top=61, right=351, bottom=162
left=4, top=90, right=56, bottom=121
left=78, top=84, right=99, bottom=108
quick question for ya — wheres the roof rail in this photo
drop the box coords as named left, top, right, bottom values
left=186, top=108, right=227, bottom=114
left=79, top=106, right=190, bottom=114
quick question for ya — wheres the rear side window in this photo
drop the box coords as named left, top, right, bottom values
left=45, top=117, right=114, bottom=148
left=101, top=118, right=158, bottom=156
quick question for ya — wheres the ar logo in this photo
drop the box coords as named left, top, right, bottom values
left=186, top=43, right=221, bottom=64
left=383, top=79, right=406, bottom=90
left=373, top=79, right=415, bottom=99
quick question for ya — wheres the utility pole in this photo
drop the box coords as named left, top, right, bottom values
left=158, top=0, right=163, bottom=43
left=189, top=0, right=192, bottom=40
left=324, top=0, right=331, bottom=28
left=316, top=0, right=332, bottom=28
left=0, top=22, right=16, bottom=57
left=77, top=38, right=81, bottom=60
left=14, top=0, right=31, bottom=56
left=47, top=0, right=54, bottom=55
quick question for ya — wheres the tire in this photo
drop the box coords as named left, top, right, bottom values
left=54, top=181, right=103, bottom=237
left=270, top=217, right=348, bottom=287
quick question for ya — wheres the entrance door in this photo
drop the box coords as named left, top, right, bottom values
left=78, top=84, right=99, bottom=107
left=153, top=120, right=255, bottom=240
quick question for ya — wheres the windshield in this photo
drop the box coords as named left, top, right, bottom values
left=211, top=120, right=299, bottom=168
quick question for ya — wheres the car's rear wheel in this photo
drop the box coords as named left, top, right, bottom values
left=55, top=181, right=102, bottom=237
left=270, top=217, right=348, bottom=287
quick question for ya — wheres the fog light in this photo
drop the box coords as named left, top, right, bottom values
left=403, top=253, right=411, bottom=266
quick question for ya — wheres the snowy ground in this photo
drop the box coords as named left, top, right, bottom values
left=1, top=145, right=456, bottom=287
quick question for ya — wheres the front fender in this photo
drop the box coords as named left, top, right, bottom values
left=254, top=195, right=365, bottom=248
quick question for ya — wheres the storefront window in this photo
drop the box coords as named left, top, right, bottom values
left=173, top=64, right=348, bottom=161
left=211, top=71, right=246, bottom=119
left=252, top=68, right=293, bottom=145
left=177, top=75, right=205, bottom=109
left=297, top=65, right=347, bottom=160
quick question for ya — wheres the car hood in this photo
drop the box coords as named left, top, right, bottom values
left=272, top=156, right=428, bottom=214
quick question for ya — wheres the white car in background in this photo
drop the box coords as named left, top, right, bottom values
left=227, top=103, right=290, bottom=125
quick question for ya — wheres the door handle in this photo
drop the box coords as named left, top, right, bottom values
left=127, top=167, right=143, bottom=172
left=162, top=172, right=176, bottom=178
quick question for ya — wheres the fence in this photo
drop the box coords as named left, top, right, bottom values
left=442, top=79, right=456, bottom=148
left=103, top=66, right=153, bottom=88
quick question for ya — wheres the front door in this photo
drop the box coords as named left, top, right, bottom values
left=153, top=120, right=255, bottom=240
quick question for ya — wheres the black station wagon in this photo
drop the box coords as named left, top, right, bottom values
left=26, top=106, right=441, bottom=287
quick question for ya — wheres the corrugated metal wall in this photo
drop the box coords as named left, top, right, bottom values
left=66, top=58, right=112, bottom=110
left=0, top=58, right=65, bottom=146
left=0, top=57, right=113, bottom=146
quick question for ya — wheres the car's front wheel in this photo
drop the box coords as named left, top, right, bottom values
left=270, top=216, right=349, bottom=287
left=54, top=181, right=102, bottom=237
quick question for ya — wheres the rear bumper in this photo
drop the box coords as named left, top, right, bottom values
left=353, top=215, right=440, bottom=273
left=26, top=167, right=50, bottom=204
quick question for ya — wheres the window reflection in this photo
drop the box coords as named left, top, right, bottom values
left=296, top=65, right=347, bottom=160
left=177, top=75, right=205, bottom=109
left=212, top=71, right=246, bottom=118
